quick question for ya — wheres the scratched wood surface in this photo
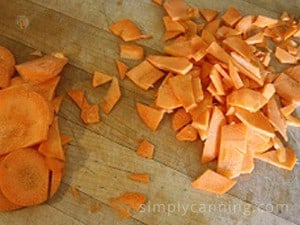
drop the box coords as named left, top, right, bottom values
left=0, top=0, right=299, bottom=224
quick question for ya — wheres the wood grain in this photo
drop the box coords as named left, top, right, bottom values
left=0, top=0, right=299, bottom=224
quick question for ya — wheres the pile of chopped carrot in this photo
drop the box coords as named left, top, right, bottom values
left=0, top=48, right=69, bottom=211
left=108, top=0, right=299, bottom=196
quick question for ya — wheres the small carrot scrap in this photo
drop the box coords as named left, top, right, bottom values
left=286, top=115, right=300, bottom=127
left=235, top=15, right=253, bottom=34
left=163, top=16, right=185, bottom=33
left=247, top=128, right=272, bottom=154
left=29, top=50, right=43, bottom=57
left=120, top=44, right=144, bottom=60
left=136, top=103, right=164, bottom=131
left=126, top=60, right=165, bottom=90
left=228, top=60, right=244, bottom=89
left=49, top=170, right=63, bottom=198
left=221, top=7, right=242, bottom=27
left=192, top=169, right=236, bottom=195
left=102, top=78, right=121, bottom=114
left=128, top=173, right=150, bottom=183
left=246, top=32, right=264, bottom=45
left=116, top=192, right=147, bottom=211
left=89, top=202, right=101, bottom=214
left=61, top=134, right=72, bottom=146
left=206, top=42, right=230, bottom=64
left=274, top=73, right=300, bottom=104
left=199, top=9, right=218, bottom=22
left=223, top=36, right=252, bottom=60
left=110, top=198, right=132, bottom=219
left=51, top=96, right=63, bottom=114
left=284, top=64, right=300, bottom=81
left=116, top=60, right=128, bottom=80
left=172, top=108, right=192, bottom=131
left=253, top=15, right=278, bottom=28
left=163, top=0, right=190, bottom=21
left=137, top=140, right=155, bottom=159
left=272, top=136, right=287, bottom=163
left=0, top=46, right=15, bottom=88
left=176, top=124, right=198, bottom=141
left=68, top=90, right=85, bottom=109
left=31, top=76, right=61, bottom=101
left=275, top=47, right=297, bottom=64
left=92, top=71, right=112, bottom=88
left=204, top=19, right=221, bottom=35
left=240, top=149, right=255, bottom=174
left=81, top=104, right=100, bottom=124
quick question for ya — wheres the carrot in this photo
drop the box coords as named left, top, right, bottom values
left=16, top=53, right=68, bottom=83
left=199, top=9, right=218, bottom=22
left=81, top=104, right=100, bottom=124
left=206, top=42, right=230, bottom=64
left=29, top=50, right=43, bottom=57
left=128, top=173, right=150, bottom=183
left=0, top=85, right=52, bottom=155
left=286, top=115, right=300, bottom=127
left=51, top=96, right=63, bottom=114
left=209, top=67, right=226, bottom=95
left=163, top=31, right=182, bottom=41
left=136, top=140, right=155, bottom=159
left=31, top=76, right=61, bottom=101
left=261, top=83, right=276, bottom=100
left=217, top=123, right=248, bottom=179
left=176, top=124, right=198, bottom=141
left=223, top=36, right=253, bottom=60
left=0, top=188, right=22, bottom=211
left=235, top=15, right=253, bottom=34
left=221, top=7, right=242, bottom=27
left=192, top=169, right=236, bottom=195
left=0, top=148, right=49, bottom=206
left=163, top=0, right=190, bottom=21
left=247, top=128, right=272, bottom=153
left=136, top=103, right=164, bottom=131
left=116, top=60, right=128, bottom=80
left=44, top=157, right=64, bottom=173
left=204, top=19, right=221, bottom=35
left=109, top=198, right=132, bottom=219
left=38, top=117, right=64, bottom=160
left=102, top=78, right=121, bottom=114
left=147, top=55, right=193, bottom=75
left=61, top=134, right=72, bottom=146
left=191, top=76, right=204, bottom=102
left=0, top=46, right=15, bottom=88
left=172, top=108, right=192, bottom=131
left=92, top=71, right=112, bottom=88
left=126, top=60, right=165, bottom=90
left=201, top=106, right=226, bottom=164
left=216, top=26, right=242, bottom=39
left=163, top=16, right=185, bottom=33
left=116, top=192, right=147, bottom=211
left=10, top=76, right=25, bottom=86
left=240, top=149, right=255, bottom=174
left=169, top=74, right=196, bottom=111
left=67, top=90, right=85, bottom=109
left=284, top=65, right=300, bottom=82
left=255, top=147, right=297, bottom=170
left=274, top=73, right=300, bottom=104
left=280, top=103, right=297, bottom=117
left=275, top=47, right=297, bottom=64
left=272, top=136, right=287, bottom=163
left=253, top=15, right=278, bottom=28
left=152, top=0, right=163, bottom=5
left=120, top=44, right=144, bottom=60
left=228, top=59, right=244, bottom=89
left=246, top=32, right=264, bottom=45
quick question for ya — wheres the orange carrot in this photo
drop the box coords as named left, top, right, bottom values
left=116, top=192, right=147, bottom=211
left=0, top=46, right=15, bottom=88
left=120, top=44, right=144, bottom=60
left=136, top=103, right=164, bottom=131
left=81, top=104, right=100, bottom=124
left=92, top=71, right=112, bottom=88
left=240, top=149, right=255, bottom=174
left=222, top=7, right=242, bottom=27
left=61, top=134, right=72, bottom=146
left=136, top=140, right=155, bottom=159
left=67, top=90, right=85, bottom=109
left=163, top=0, right=190, bottom=21
left=102, top=78, right=121, bottom=114
left=223, top=36, right=253, bottom=60
left=235, top=15, right=253, bottom=34
left=0, top=148, right=49, bottom=206
left=274, top=73, right=300, bottom=104
left=152, top=0, right=163, bottom=5
left=128, top=173, right=150, bottom=183
left=49, top=170, right=63, bottom=198
left=275, top=47, right=297, bottom=64
left=89, top=202, right=101, bottom=214
left=31, top=76, right=61, bottom=101
left=176, top=124, right=198, bottom=141
left=192, top=169, right=236, bottom=195
left=116, top=60, right=128, bottom=80
left=253, top=15, right=278, bottom=28
left=172, top=108, right=192, bottom=131
left=110, top=198, right=132, bottom=219
left=199, top=9, right=218, bottom=22
left=280, top=104, right=297, bottom=117
left=70, top=187, right=80, bottom=200
left=206, top=42, right=230, bottom=64
left=163, top=16, right=185, bottom=33
left=0, top=188, right=22, bottom=211
left=51, top=96, right=63, bottom=114
left=228, top=60, right=244, bottom=89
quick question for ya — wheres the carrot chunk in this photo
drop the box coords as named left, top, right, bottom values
left=136, top=103, right=164, bottom=131
left=253, top=15, right=278, bottom=28
left=274, top=73, right=300, bottom=104
left=120, top=44, right=144, bottom=60
left=116, top=60, right=128, bottom=80
left=221, top=7, right=242, bottom=27
left=92, top=71, right=112, bottom=88
left=109, top=19, right=145, bottom=42
left=0, top=46, right=15, bottom=88
left=176, top=124, right=198, bottom=141
left=136, top=140, right=155, bottom=159
left=199, top=9, right=218, bottom=22
left=81, top=104, right=100, bottom=124
left=102, top=78, right=121, bottom=114
left=275, top=47, right=297, bottom=64
left=172, top=108, right=192, bottom=131
left=116, top=192, right=147, bottom=211
left=163, top=0, right=190, bottom=21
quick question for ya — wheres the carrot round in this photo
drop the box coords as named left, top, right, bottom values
left=0, top=189, right=22, bottom=211
left=0, top=148, right=49, bottom=206
left=0, top=85, right=52, bottom=155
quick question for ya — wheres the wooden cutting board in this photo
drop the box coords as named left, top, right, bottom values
left=0, top=0, right=299, bottom=224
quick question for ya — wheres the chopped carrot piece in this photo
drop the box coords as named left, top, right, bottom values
left=246, top=32, right=264, bottom=45
left=223, top=36, right=252, bottom=60
left=198, top=128, right=208, bottom=141
left=216, top=26, right=242, bottom=39
left=201, top=29, right=216, bottom=45
left=262, top=52, right=271, bottom=67
left=209, top=67, right=226, bottom=96
left=81, top=104, right=100, bottom=124
left=67, top=90, right=85, bottom=109
left=30, top=76, right=61, bottom=101
left=120, top=44, right=144, bottom=60
left=128, top=173, right=150, bottom=183
left=49, top=170, right=63, bottom=198
left=191, top=108, right=210, bottom=131
left=10, top=76, right=25, bottom=86
left=204, top=19, right=221, bottom=34
left=29, top=50, right=43, bottom=57
left=274, top=73, right=300, bottom=104
left=169, top=74, right=197, bottom=111
left=0, top=188, right=22, bottom=211
left=172, top=108, right=192, bottom=131
left=231, top=52, right=261, bottom=79
left=234, top=107, right=275, bottom=137
left=228, top=60, right=244, bottom=89
left=191, top=76, right=204, bottom=102
left=116, top=192, right=147, bottom=211
left=16, top=53, right=67, bottom=83
left=110, top=198, right=132, bottom=219
left=272, top=136, right=287, bottom=163
left=255, top=147, right=297, bottom=170
left=275, top=47, right=297, bottom=64
left=201, top=106, right=226, bottom=164
left=44, top=157, right=64, bottom=172
left=284, top=65, right=300, bottom=82
left=199, top=9, right=218, bottom=22
left=286, top=115, right=300, bottom=127
left=109, top=19, right=146, bottom=42
left=163, top=16, right=185, bottom=33
left=92, top=71, right=112, bottom=88
left=240, top=149, right=255, bottom=174
left=0, top=86, right=52, bottom=155
left=192, top=169, right=236, bottom=195
left=163, top=0, right=190, bottom=21
left=0, top=148, right=49, bottom=206
left=136, top=103, right=164, bottom=131
left=89, top=202, right=101, bottom=214
left=206, top=42, right=230, bottom=64
left=147, top=55, right=193, bottom=75
left=235, top=15, right=253, bottom=34
left=116, top=60, right=128, bottom=80
left=102, top=78, right=121, bottom=114
left=247, top=128, right=272, bottom=153
left=163, top=31, right=182, bottom=41
left=39, top=117, right=64, bottom=161
left=70, top=187, right=80, bottom=200
left=0, top=46, right=15, bottom=88
left=253, top=15, right=278, bottom=28
left=126, top=60, right=165, bottom=90
left=176, top=124, right=198, bottom=141
left=61, top=134, right=72, bottom=146
left=280, top=103, right=297, bottom=117
left=227, top=88, right=267, bottom=112
left=221, top=7, right=242, bottom=27
left=136, top=140, right=155, bottom=159
left=52, top=96, right=63, bottom=114
left=217, top=123, right=248, bottom=178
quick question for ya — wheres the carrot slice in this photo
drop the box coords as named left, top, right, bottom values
left=81, top=104, right=100, bottom=124
left=172, top=108, right=192, bottom=131
left=44, top=157, right=64, bottom=172
left=120, top=44, right=144, bottom=60
left=274, top=73, right=300, bottom=104
left=192, top=169, right=236, bottom=195
left=152, top=0, right=163, bottom=6
left=10, top=76, right=25, bottom=86
left=221, top=7, right=242, bottom=27
left=253, top=15, right=278, bottom=28
left=136, top=140, right=155, bottom=159
left=272, top=136, right=287, bottom=163
left=231, top=52, right=261, bottom=79
left=209, top=67, right=226, bottom=96
left=126, top=60, right=165, bottom=90
left=110, top=198, right=132, bottom=219
left=0, top=46, right=15, bottom=88
left=92, top=71, right=112, bottom=88
left=163, top=31, right=182, bottom=41
left=217, top=123, right=248, bottom=178
left=67, top=90, right=85, bottom=109
left=191, top=76, right=204, bottom=102
left=147, top=55, right=193, bottom=75
left=247, top=128, right=272, bottom=154
left=163, top=0, right=190, bottom=21
left=51, top=96, right=63, bottom=114
left=201, top=106, right=226, bottom=164
left=284, top=65, right=300, bottom=82
left=31, top=76, right=61, bottom=101
left=275, top=47, right=297, bottom=64
left=255, top=147, right=297, bottom=170
left=136, top=103, right=164, bottom=131
left=0, top=188, right=22, bottom=211
left=109, top=19, right=145, bottom=42
left=102, top=78, right=121, bottom=114
left=128, top=173, right=150, bottom=183
left=286, top=115, right=300, bottom=127
left=199, top=9, right=218, bottom=22
left=116, top=192, right=147, bottom=211
left=228, top=60, right=244, bottom=89
left=235, top=15, right=253, bottom=34
left=38, top=117, right=64, bottom=161
left=176, top=124, right=198, bottom=141
left=265, top=96, right=287, bottom=141
left=169, top=74, right=197, bottom=111
left=0, top=86, right=52, bottom=155
left=163, top=16, right=185, bottom=33
left=280, top=103, right=297, bottom=117
left=61, top=134, right=72, bottom=146
left=0, top=148, right=49, bottom=206
left=204, top=19, right=221, bottom=34
left=206, top=42, right=230, bottom=64
left=234, top=107, right=275, bottom=137
left=240, top=149, right=255, bottom=174
left=16, top=53, right=67, bottom=83
left=227, top=88, right=267, bottom=112
left=223, top=36, right=253, bottom=60
left=116, top=60, right=128, bottom=80
left=246, top=32, right=264, bottom=45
